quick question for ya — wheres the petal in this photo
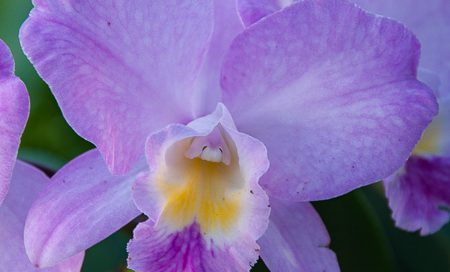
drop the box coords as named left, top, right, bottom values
left=384, top=156, right=450, bottom=235
left=237, top=0, right=286, bottom=26
left=131, top=104, right=270, bottom=271
left=221, top=0, right=438, bottom=201
left=352, top=0, right=450, bottom=97
left=259, top=200, right=339, bottom=272
left=0, top=40, right=29, bottom=205
left=128, top=221, right=260, bottom=272
left=0, top=39, right=14, bottom=77
left=20, top=0, right=214, bottom=174
left=24, top=150, right=141, bottom=268
left=191, top=0, right=243, bottom=116
left=0, top=161, right=84, bottom=271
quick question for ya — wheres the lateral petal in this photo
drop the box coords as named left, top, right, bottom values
left=352, top=0, right=450, bottom=97
left=222, top=0, right=437, bottom=201
left=0, top=161, right=84, bottom=271
left=24, top=150, right=141, bottom=268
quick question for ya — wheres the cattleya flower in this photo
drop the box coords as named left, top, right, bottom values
left=20, top=0, right=437, bottom=271
left=0, top=40, right=84, bottom=271
left=239, top=0, right=450, bottom=235
left=353, top=0, right=450, bottom=235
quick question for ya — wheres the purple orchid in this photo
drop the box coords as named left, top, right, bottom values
left=0, top=39, right=84, bottom=271
left=351, top=0, right=450, bottom=235
left=19, top=0, right=437, bottom=271
left=239, top=0, right=450, bottom=235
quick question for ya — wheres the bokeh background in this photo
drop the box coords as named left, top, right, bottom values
left=0, top=1, right=449, bottom=271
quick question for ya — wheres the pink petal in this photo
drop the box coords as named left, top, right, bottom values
left=259, top=200, right=339, bottom=272
left=20, top=0, right=214, bottom=174
left=221, top=0, right=437, bottom=201
left=128, top=221, right=260, bottom=272
left=384, top=156, right=450, bottom=235
left=0, top=161, right=84, bottom=271
left=0, top=40, right=29, bottom=205
left=352, top=0, right=450, bottom=98
left=24, top=150, right=141, bottom=268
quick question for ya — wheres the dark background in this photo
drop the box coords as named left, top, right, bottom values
left=1, top=1, right=449, bottom=271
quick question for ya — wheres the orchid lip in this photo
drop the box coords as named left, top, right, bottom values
left=130, top=103, right=271, bottom=270
left=155, top=125, right=245, bottom=241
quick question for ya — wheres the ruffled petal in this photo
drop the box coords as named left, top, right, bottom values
left=352, top=0, right=450, bottom=97
left=128, top=221, right=262, bottom=272
left=259, top=200, right=339, bottom=272
left=0, top=40, right=29, bottom=205
left=384, top=156, right=450, bottom=235
left=0, top=161, right=84, bottom=271
left=221, top=0, right=437, bottom=201
left=24, top=150, right=141, bottom=268
left=130, top=104, right=270, bottom=271
left=20, top=0, right=214, bottom=174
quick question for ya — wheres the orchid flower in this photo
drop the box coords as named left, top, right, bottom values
left=239, top=0, right=450, bottom=235
left=351, top=0, right=450, bottom=235
left=19, top=0, right=437, bottom=271
left=0, top=39, right=84, bottom=271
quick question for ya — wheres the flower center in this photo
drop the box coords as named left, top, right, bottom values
left=154, top=127, right=245, bottom=237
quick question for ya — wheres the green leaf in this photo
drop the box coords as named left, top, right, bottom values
left=313, top=189, right=398, bottom=272
left=82, top=230, right=131, bottom=272
left=363, top=186, right=450, bottom=272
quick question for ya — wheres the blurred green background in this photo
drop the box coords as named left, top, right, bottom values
left=1, top=1, right=449, bottom=271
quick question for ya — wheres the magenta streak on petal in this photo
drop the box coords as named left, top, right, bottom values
left=128, top=220, right=259, bottom=272
left=128, top=222, right=208, bottom=272
left=385, top=155, right=450, bottom=235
